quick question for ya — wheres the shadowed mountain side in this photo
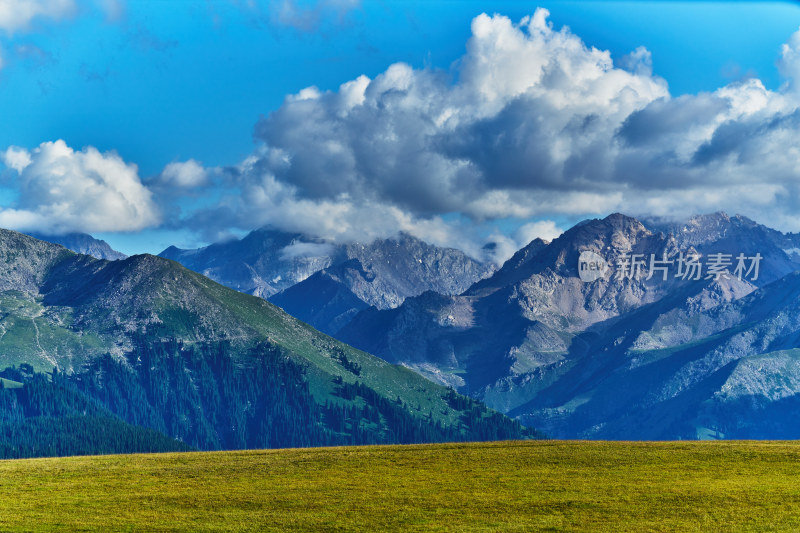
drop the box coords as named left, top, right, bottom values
left=0, top=229, right=540, bottom=452
left=160, top=228, right=494, bottom=307
left=339, top=213, right=800, bottom=439
left=269, top=259, right=371, bottom=335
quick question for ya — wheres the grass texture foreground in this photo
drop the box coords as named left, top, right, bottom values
left=2, top=440, right=800, bottom=531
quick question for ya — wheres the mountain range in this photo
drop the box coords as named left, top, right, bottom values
left=23, top=210, right=800, bottom=444
left=159, top=228, right=495, bottom=334
left=0, top=229, right=536, bottom=458
left=334, top=212, right=800, bottom=439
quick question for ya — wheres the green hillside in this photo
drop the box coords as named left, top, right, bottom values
left=2, top=441, right=800, bottom=531
left=0, top=230, right=538, bottom=453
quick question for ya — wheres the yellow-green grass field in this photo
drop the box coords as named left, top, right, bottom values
left=2, top=440, right=800, bottom=531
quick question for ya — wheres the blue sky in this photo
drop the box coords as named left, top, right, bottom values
left=1, top=1, right=800, bottom=258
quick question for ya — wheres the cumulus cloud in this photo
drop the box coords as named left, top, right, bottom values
left=2, top=146, right=31, bottom=171
left=183, top=8, right=800, bottom=244
left=0, top=140, right=160, bottom=234
left=182, top=8, right=672, bottom=253
left=157, top=159, right=209, bottom=189
left=0, top=0, right=75, bottom=33
left=248, top=10, right=668, bottom=224
left=183, top=153, right=474, bottom=252
left=8, top=9, right=800, bottom=260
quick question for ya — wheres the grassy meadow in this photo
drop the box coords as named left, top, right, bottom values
left=1, top=440, right=800, bottom=531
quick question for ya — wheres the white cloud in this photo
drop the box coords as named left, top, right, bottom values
left=163, top=11, right=800, bottom=256
left=618, top=46, right=654, bottom=76
left=242, top=9, right=668, bottom=227
left=187, top=10, right=799, bottom=239
left=6, top=9, right=794, bottom=258
left=279, top=241, right=335, bottom=261
left=0, top=0, right=75, bottom=33
left=2, top=146, right=31, bottom=172
left=481, top=220, right=564, bottom=265
left=0, top=140, right=160, bottom=234
left=515, top=220, right=563, bottom=245
left=179, top=9, right=671, bottom=252
left=158, top=159, right=209, bottom=189
left=780, top=28, right=800, bottom=93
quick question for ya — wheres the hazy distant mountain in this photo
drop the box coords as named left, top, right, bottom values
left=160, top=227, right=494, bottom=332
left=339, top=212, right=800, bottom=439
left=159, top=228, right=326, bottom=298
left=339, top=233, right=496, bottom=309
left=0, top=229, right=536, bottom=457
left=28, top=232, right=127, bottom=260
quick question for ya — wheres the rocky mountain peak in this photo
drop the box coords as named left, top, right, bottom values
left=28, top=232, right=127, bottom=261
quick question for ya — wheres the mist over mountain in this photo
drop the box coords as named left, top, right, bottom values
left=160, top=227, right=495, bottom=333
left=337, top=212, right=800, bottom=439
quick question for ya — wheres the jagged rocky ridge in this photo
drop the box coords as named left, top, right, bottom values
left=338, top=212, right=800, bottom=439
left=0, top=229, right=538, bottom=456
left=160, top=228, right=495, bottom=333
left=29, top=232, right=127, bottom=260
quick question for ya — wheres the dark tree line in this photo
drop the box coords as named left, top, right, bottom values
left=325, top=380, right=542, bottom=446
left=0, top=369, right=190, bottom=459
left=72, top=337, right=331, bottom=450
left=0, top=336, right=540, bottom=458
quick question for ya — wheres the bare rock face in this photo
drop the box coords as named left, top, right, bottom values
left=0, top=228, right=535, bottom=447
left=0, top=229, right=76, bottom=293
left=160, top=228, right=495, bottom=333
left=341, top=233, right=495, bottom=309
left=159, top=228, right=331, bottom=298
left=340, top=212, right=800, bottom=439
left=28, top=232, right=127, bottom=261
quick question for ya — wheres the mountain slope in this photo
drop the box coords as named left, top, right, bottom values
left=0, top=229, right=538, bottom=453
left=269, top=259, right=371, bottom=335
left=0, top=365, right=192, bottom=459
left=642, top=212, right=800, bottom=286
left=28, top=232, right=127, bottom=260
left=340, top=214, right=751, bottom=388
left=159, top=228, right=324, bottom=298
left=511, top=271, right=800, bottom=438
left=340, top=213, right=800, bottom=439
left=159, top=228, right=494, bottom=333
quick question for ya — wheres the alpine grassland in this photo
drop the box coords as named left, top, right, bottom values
left=2, top=440, right=800, bottom=531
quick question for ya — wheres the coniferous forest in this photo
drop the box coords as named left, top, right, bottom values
left=0, top=337, right=540, bottom=459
